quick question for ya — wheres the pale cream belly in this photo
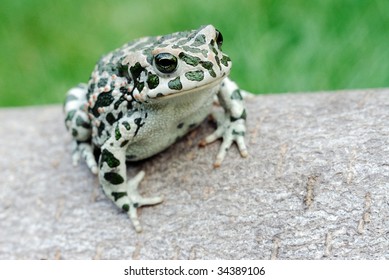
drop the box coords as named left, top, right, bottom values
left=125, top=108, right=209, bottom=161
left=125, top=85, right=218, bottom=161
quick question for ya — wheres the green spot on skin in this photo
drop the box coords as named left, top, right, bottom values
left=221, top=55, right=231, bottom=67
left=178, top=52, right=200, bottom=66
left=200, top=61, right=216, bottom=77
left=232, top=130, right=245, bottom=136
left=230, top=109, right=246, bottom=122
left=231, top=89, right=243, bottom=100
left=209, top=41, right=218, bottom=55
left=118, top=64, right=130, bottom=81
left=104, top=172, right=125, bottom=185
left=100, top=148, right=120, bottom=168
left=97, top=78, right=108, bottom=88
left=133, top=203, right=139, bottom=208
left=115, top=124, right=122, bottom=140
left=122, top=204, right=129, bottom=212
left=130, top=62, right=145, bottom=80
left=177, top=122, right=184, bottom=129
left=185, top=70, right=204, bottom=81
left=72, top=128, right=78, bottom=137
left=114, top=95, right=126, bottom=110
left=103, top=63, right=119, bottom=76
left=130, top=62, right=146, bottom=93
left=182, top=46, right=208, bottom=56
left=168, top=77, right=182, bottom=90
left=241, top=109, right=247, bottom=120
left=147, top=72, right=159, bottom=89
left=97, top=121, right=105, bottom=137
left=106, top=113, right=116, bottom=125
left=76, top=116, right=91, bottom=129
left=175, top=38, right=190, bottom=46
left=136, top=81, right=145, bottom=92
left=87, top=83, right=95, bottom=97
left=215, top=56, right=221, bottom=69
left=65, top=110, right=76, bottom=122
left=134, top=118, right=145, bottom=137
left=111, top=191, right=127, bottom=201
left=192, top=34, right=206, bottom=46
left=120, top=140, right=129, bottom=147
left=122, top=121, right=131, bottom=130
left=91, top=92, right=114, bottom=117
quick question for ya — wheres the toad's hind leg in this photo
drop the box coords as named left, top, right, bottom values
left=64, top=84, right=97, bottom=174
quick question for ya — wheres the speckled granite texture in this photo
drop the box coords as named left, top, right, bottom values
left=0, top=89, right=388, bottom=259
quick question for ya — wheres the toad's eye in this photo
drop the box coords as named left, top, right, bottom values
left=154, top=53, right=178, bottom=74
left=215, top=29, right=223, bottom=49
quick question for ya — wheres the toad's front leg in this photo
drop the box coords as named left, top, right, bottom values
left=99, top=117, right=163, bottom=232
left=201, top=78, right=248, bottom=167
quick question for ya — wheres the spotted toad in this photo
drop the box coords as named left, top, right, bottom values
left=64, top=25, right=248, bottom=232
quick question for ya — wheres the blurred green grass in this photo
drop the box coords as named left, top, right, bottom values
left=0, top=0, right=388, bottom=107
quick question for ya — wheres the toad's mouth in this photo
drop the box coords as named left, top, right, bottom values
left=154, top=76, right=226, bottom=100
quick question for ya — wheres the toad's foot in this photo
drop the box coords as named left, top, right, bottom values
left=126, top=171, right=164, bottom=232
left=71, top=141, right=98, bottom=174
left=200, top=111, right=248, bottom=168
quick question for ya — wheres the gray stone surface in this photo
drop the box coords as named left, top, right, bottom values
left=0, top=89, right=388, bottom=260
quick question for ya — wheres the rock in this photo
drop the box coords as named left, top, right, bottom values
left=0, top=88, right=388, bottom=259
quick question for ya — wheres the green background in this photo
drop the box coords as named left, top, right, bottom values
left=1, top=0, right=388, bottom=107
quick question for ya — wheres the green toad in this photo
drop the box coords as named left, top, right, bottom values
left=64, top=25, right=248, bottom=232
